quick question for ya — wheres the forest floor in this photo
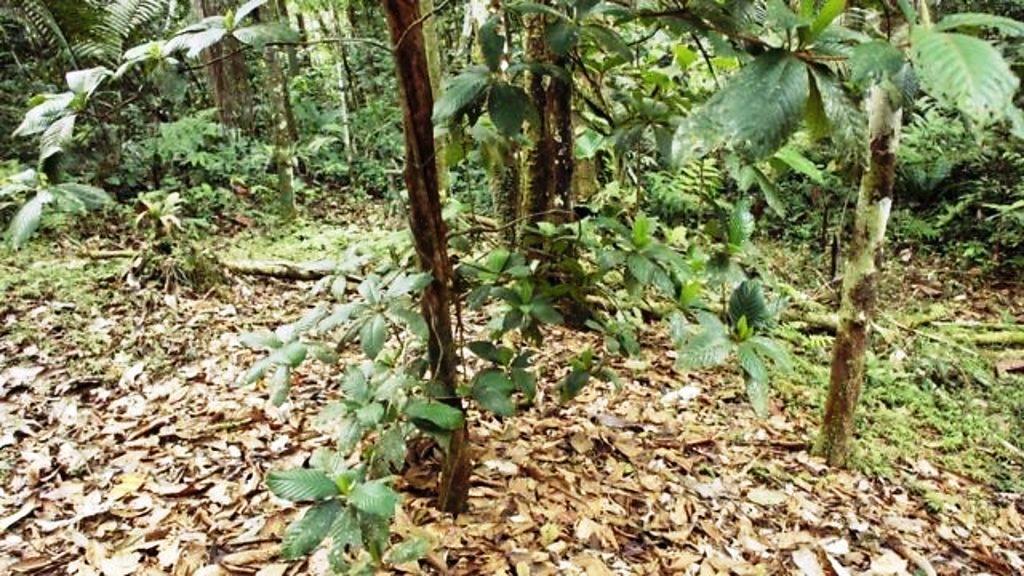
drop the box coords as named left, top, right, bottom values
left=1, top=210, right=1022, bottom=575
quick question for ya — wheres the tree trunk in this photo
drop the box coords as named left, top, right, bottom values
left=816, top=86, right=902, bottom=467
left=191, top=0, right=254, bottom=131
left=381, top=0, right=471, bottom=514
left=522, top=6, right=573, bottom=235
left=275, top=0, right=300, bottom=77
left=265, top=0, right=297, bottom=216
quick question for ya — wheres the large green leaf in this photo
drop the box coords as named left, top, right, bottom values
left=472, top=370, right=516, bottom=416
left=349, top=479, right=399, bottom=518
left=707, top=50, right=810, bottom=159
left=488, top=81, right=532, bottom=137
left=910, top=29, right=1019, bottom=126
left=386, top=536, right=430, bottom=565
left=13, top=93, right=74, bottom=137
left=267, top=468, right=340, bottom=502
left=404, top=399, right=464, bottom=432
left=39, top=114, right=76, bottom=162
left=281, top=500, right=341, bottom=559
left=8, top=190, right=53, bottom=249
left=737, top=341, right=768, bottom=384
left=50, top=182, right=111, bottom=210
left=936, top=13, right=1024, bottom=37
left=479, top=17, right=504, bottom=72
left=433, top=67, right=491, bottom=123
left=233, top=22, right=298, bottom=48
left=359, top=314, right=387, bottom=359
left=728, top=280, right=772, bottom=331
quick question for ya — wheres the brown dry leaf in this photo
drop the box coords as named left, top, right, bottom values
left=573, top=553, right=615, bottom=576
left=868, top=549, right=910, bottom=575
left=108, top=473, right=147, bottom=500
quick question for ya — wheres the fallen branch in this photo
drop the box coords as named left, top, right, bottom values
left=221, top=258, right=338, bottom=280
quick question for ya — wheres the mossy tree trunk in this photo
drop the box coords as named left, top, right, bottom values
left=816, top=86, right=902, bottom=467
left=265, top=0, right=297, bottom=216
left=382, top=0, right=472, bottom=514
left=420, top=0, right=450, bottom=197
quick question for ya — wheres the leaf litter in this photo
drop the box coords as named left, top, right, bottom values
left=0, top=253, right=1022, bottom=575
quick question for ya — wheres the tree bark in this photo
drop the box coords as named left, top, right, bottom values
left=816, top=86, right=902, bottom=467
left=381, top=0, right=472, bottom=514
left=264, top=0, right=297, bottom=216
left=522, top=5, right=573, bottom=236
left=191, top=0, right=254, bottom=131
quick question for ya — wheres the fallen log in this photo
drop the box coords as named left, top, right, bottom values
left=220, top=258, right=338, bottom=280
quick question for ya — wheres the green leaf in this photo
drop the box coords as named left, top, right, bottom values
left=936, top=13, right=1024, bottom=36
left=404, top=399, right=464, bottom=432
left=267, top=468, right=340, bottom=502
left=386, top=536, right=430, bottom=565
left=39, top=114, right=75, bottom=162
left=750, top=165, right=786, bottom=218
left=349, top=479, right=399, bottom=518
left=66, top=67, right=110, bottom=97
left=355, top=402, right=385, bottom=426
left=480, top=17, right=504, bottom=72
left=8, top=190, right=53, bottom=249
left=773, top=145, right=824, bottom=184
left=626, top=253, right=655, bottom=284
left=269, top=341, right=308, bottom=367
left=488, top=81, right=532, bottom=137
left=472, top=370, right=516, bottom=417
left=809, top=0, right=845, bottom=40
left=50, top=182, right=111, bottom=210
left=737, top=341, right=768, bottom=383
left=849, top=40, right=907, bottom=89
left=387, top=305, right=428, bottom=340
left=386, top=272, right=433, bottom=298
left=234, top=0, right=267, bottom=25
left=545, top=19, right=579, bottom=56
left=559, top=367, right=590, bottom=402
left=269, top=365, right=291, bottom=406
left=327, top=506, right=362, bottom=566
left=433, top=67, right=490, bottom=123
left=528, top=300, right=563, bottom=324
left=360, top=314, right=387, bottom=359
left=750, top=335, right=793, bottom=372
left=728, top=280, right=773, bottom=331
left=582, top=24, right=631, bottom=61
left=727, top=198, right=755, bottom=250
left=240, top=330, right=283, bottom=350
left=13, top=93, right=74, bottom=137
left=233, top=22, right=298, bottom=48
left=468, top=340, right=501, bottom=363
left=281, top=500, right=342, bottom=560
left=508, top=2, right=565, bottom=19
left=708, top=51, right=810, bottom=159
left=910, top=29, right=1019, bottom=126
left=511, top=368, right=536, bottom=402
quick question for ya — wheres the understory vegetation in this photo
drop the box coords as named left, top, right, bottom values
left=1, top=0, right=1022, bottom=574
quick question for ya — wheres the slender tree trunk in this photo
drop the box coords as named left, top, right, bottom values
left=523, top=6, right=573, bottom=232
left=275, top=0, right=300, bottom=77
left=264, top=0, right=297, bottom=216
left=381, top=0, right=471, bottom=514
left=191, top=0, right=254, bottom=131
left=816, top=86, right=902, bottom=467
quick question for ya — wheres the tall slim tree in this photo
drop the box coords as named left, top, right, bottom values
left=816, top=85, right=901, bottom=467
left=523, top=6, right=573, bottom=229
left=191, top=0, right=254, bottom=131
left=381, top=0, right=471, bottom=514
left=264, top=0, right=298, bottom=216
